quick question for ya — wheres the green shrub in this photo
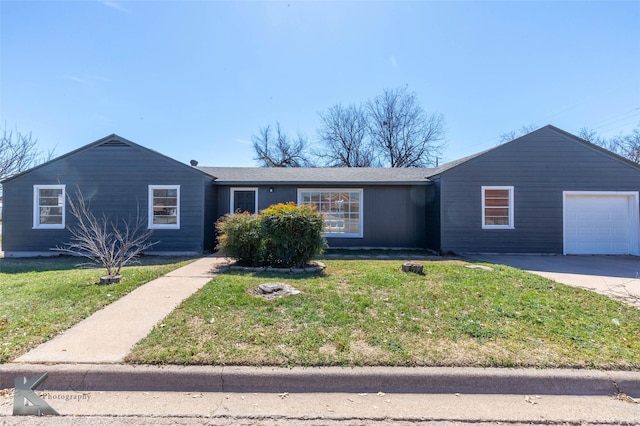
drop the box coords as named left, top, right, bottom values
left=261, top=203, right=326, bottom=268
left=215, top=212, right=264, bottom=266
left=215, top=203, right=326, bottom=268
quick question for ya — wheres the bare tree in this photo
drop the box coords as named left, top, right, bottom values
left=366, top=87, right=445, bottom=167
left=251, top=88, right=446, bottom=168
left=578, top=126, right=613, bottom=149
left=617, top=125, right=640, bottom=163
left=578, top=127, right=600, bottom=143
left=498, top=124, right=539, bottom=143
left=316, top=103, right=374, bottom=167
left=252, top=122, right=312, bottom=167
left=579, top=123, right=640, bottom=164
left=54, top=188, right=159, bottom=282
left=0, top=125, right=54, bottom=182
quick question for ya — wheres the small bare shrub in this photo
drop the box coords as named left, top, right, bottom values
left=54, top=189, right=159, bottom=278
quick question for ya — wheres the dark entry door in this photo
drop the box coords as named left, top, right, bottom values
left=233, top=190, right=256, bottom=213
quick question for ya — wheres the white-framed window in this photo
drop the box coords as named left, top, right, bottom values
left=482, top=186, right=514, bottom=229
left=298, top=188, right=363, bottom=238
left=230, top=187, right=258, bottom=214
left=148, top=185, right=180, bottom=229
left=33, top=185, right=66, bottom=229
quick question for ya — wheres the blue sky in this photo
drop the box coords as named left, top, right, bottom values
left=1, top=0, right=639, bottom=167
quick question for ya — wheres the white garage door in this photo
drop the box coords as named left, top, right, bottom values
left=564, top=192, right=639, bottom=255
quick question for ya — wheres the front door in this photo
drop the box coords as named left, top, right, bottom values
left=233, top=189, right=257, bottom=214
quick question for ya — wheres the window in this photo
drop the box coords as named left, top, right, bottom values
left=482, top=186, right=514, bottom=229
left=149, top=185, right=180, bottom=229
left=298, top=189, right=363, bottom=238
left=33, top=185, right=66, bottom=229
left=230, top=187, right=258, bottom=214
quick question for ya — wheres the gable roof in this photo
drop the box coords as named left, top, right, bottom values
left=196, top=166, right=433, bottom=185
left=5, top=126, right=637, bottom=187
left=545, top=125, right=640, bottom=171
left=1, top=134, right=211, bottom=184
left=426, top=124, right=640, bottom=178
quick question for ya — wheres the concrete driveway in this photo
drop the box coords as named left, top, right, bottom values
left=468, top=255, right=640, bottom=309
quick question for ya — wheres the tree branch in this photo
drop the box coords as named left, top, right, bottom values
left=54, top=187, right=159, bottom=278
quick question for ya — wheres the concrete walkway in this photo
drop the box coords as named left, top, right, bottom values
left=14, top=256, right=232, bottom=364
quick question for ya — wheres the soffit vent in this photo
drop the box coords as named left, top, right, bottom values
left=98, top=139, right=129, bottom=147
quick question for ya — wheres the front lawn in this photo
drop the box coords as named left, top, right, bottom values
left=0, top=256, right=194, bottom=363
left=126, top=259, right=640, bottom=369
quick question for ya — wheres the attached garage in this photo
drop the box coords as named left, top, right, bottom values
left=563, top=192, right=640, bottom=255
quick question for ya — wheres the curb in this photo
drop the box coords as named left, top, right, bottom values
left=2, top=364, right=639, bottom=396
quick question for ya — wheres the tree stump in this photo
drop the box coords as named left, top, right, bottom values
left=402, top=262, right=424, bottom=274
left=100, top=275, right=122, bottom=285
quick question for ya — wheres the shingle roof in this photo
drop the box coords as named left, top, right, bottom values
left=426, top=124, right=640, bottom=176
left=195, top=166, right=434, bottom=185
left=424, top=150, right=491, bottom=177
left=12, top=125, right=632, bottom=188
left=195, top=151, right=500, bottom=185
left=1, top=134, right=212, bottom=184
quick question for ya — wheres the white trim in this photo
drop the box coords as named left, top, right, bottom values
left=230, top=187, right=258, bottom=214
left=481, top=186, right=514, bottom=229
left=297, top=188, right=364, bottom=238
left=33, top=184, right=66, bottom=229
left=562, top=191, right=639, bottom=255
left=148, top=185, right=180, bottom=230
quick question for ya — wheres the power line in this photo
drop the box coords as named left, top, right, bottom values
left=590, top=107, right=640, bottom=132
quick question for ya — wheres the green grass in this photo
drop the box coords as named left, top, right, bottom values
left=126, top=259, right=640, bottom=369
left=0, top=255, right=195, bottom=363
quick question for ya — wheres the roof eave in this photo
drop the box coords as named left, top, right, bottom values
left=212, top=180, right=432, bottom=186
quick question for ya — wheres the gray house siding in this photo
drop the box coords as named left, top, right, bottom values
left=341, top=185, right=427, bottom=248
left=214, top=186, right=228, bottom=221
left=214, top=184, right=428, bottom=248
left=2, top=139, right=213, bottom=256
left=437, top=127, right=640, bottom=254
left=7, top=126, right=637, bottom=257
left=203, top=183, right=217, bottom=252
left=424, top=181, right=441, bottom=251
